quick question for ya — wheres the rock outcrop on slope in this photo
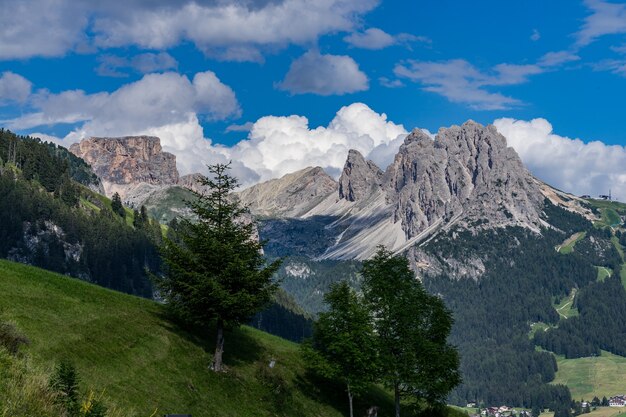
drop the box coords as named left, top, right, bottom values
left=385, top=121, right=545, bottom=239
left=235, top=167, right=338, bottom=218
left=338, top=149, right=384, bottom=202
left=69, top=136, right=179, bottom=198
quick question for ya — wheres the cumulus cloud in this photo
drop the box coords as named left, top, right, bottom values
left=495, top=117, right=626, bottom=201
left=96, top=52, right=178, bottom=77
left=575, top=0, right=626, bottom=47
left=224, top=102, right=407, bottom=182
left=4, top=71, right=240, bottom=173
left=278, top=50, right=369, bottom=96
left=26, top=101, right=407, bottom=185
left=0, top=0, right=379, bottom=61
left=344, top=28, right=429, bottom=50
left=393, top=51, right=579, bottom=110
left=0, top=0, right=88, bottom=59
left=0, top=72, right=32, bottom=104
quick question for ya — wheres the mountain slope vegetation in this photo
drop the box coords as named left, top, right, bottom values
left=0, top=259, right=405, bottom=417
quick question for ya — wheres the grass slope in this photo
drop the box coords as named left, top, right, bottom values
left=552, top=351, right=626, bottom=399
left=596, top=266, right=612, bottom=282
left=557, top=232, right=587, bottom=254
left=0, top=259, right=398, bottom=417
left=586, top=199, right=626, bottom=228
left=554, top=289, right=579, bottom=319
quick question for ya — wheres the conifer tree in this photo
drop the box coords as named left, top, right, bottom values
left=156, top=163, right=281, bottom=371
left=111, top=192, right=125, bottom=218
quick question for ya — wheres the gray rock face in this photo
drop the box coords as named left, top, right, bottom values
left=235, top=166, right=338, bottom=218
left=338, top=149, right=384, bottom=202
left=236, top=120, right=546, bottom=261
left=178, top=173, right=208, bottom=194
left=384, top=121, right=544, bottom=239
left=69, top=136, right=179, bottom=197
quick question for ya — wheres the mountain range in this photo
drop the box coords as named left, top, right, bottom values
left=35, top=119, right=625, bottom=408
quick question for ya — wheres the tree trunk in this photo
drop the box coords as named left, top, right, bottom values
left=394, top=381, right=401, bottom=417
left=347, top=383, right=354, bottom=417
left=212, top=318, right=225, bottom=372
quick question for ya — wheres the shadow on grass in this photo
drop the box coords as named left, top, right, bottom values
left=294, top=369, right=395, bottom=417
left=153, top=310, right=263, bottom=367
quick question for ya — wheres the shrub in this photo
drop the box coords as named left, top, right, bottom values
left=0, top=321, right=30, bottom=355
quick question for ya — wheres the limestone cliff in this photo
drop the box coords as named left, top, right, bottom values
left=338, top=149, right=383, bottom=202
left=69, top=136, right=179, bottom=198
left=384, top=121, right=544, bottom=239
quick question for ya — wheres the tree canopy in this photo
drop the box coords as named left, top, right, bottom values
left=361, top=246, right=461, bottom=417
left=156, top=163, right=281, bottom=371
left=303, top=281, right=378, bottom=417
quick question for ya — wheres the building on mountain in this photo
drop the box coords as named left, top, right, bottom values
left=609, top=395, right=625, bottom=407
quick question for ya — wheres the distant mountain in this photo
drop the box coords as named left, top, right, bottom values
left=237, top=121, right=592, bottom=261
left=69, top=135, right=199, bottom=222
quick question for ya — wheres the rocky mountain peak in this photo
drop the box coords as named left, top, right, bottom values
left=385, top=120, right=544, bottom=238
left=235, top=166, right=338, bottom=218
left=338, top=149, right=384, bottom=202
left=69, top=136, right=179, bottom=198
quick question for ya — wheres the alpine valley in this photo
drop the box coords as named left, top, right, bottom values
left=2, top=119, right=626, bottom=413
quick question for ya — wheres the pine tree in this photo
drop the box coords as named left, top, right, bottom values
left=156, top=163, right=281, bottom=372
left=111, top=192, right=125, bottom=218
left=50, top=360, right=80, bottom=416
left=361, top=246, right=461, bottom=417
left=303, top=281, right=378, bottom=417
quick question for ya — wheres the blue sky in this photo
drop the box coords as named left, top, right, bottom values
left=2, top=0, right=626, bottom=198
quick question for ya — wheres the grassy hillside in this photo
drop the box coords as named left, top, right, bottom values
left=0, top=259, right=402, bottom=417
left=553, top=351, right=626, bottom=400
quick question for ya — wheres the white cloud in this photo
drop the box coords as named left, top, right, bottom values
left=8, top=71, right=240, bottom=131
left=0, top=0, right=379, bottom=61
left=18, top=84, right=626, bottom=202
left=345, top=28, right=395, bottom=49
left=5, top=71, right=240, bottom=174
left=531, top=29, right=541, bottom=42
left=592, top=58, right=626, bottom=76
left=537, top=51, right=580, bottom=67
left=0, top=72, right=32, bottom=104
left=0, top=0, right=88, bottom=59
left=278, top=50, right=369, bottom=96
left=224, top=102, right=407, bottom=182
left=225, top=122, right=254, bottom=133
left=379, top=77, right=404, bottom=88
left=576, top=0, right=626, bottom=47
left=611, top=44, right=626, bottom=54
left=394, top=51, right=579, bottom=110
left=495, top=117, right=626, bottom=201
left=97, top=52, right=178, bottom=77
left=394, top=59, right=523, bottom=110
left=344, top=28, right=428, bottom=50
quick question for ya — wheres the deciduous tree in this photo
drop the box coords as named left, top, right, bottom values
left=361, top=246, right=461, bottom=417
left=303, top=281, right=378, bottom=417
